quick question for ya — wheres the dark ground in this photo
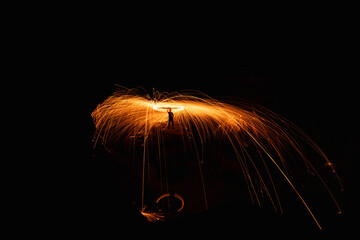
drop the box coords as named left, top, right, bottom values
left=32, top=19, right=357, bottom=236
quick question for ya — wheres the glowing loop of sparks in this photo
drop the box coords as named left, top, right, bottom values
left=155, top=193, right=185, bottom=212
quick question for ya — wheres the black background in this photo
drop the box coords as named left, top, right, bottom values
left=36, top=16, right=357, bottom=236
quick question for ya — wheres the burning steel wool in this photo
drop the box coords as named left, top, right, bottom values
left=91, top=86, right=343, bottom=229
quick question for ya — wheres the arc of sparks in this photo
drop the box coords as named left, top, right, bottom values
left=91, top=86, right=343, bottom=229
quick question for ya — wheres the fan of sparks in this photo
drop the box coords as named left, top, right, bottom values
left=91, top=86, right=343, bottom=229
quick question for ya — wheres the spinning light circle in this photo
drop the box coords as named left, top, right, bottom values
left=156, top=193, right=185, bottom=213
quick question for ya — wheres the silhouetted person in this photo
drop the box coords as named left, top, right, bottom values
left=167, top=108, right=174, bottom=128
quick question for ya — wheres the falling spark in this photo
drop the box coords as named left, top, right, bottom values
left=140, top=209, right=166, bottom=222
left=91, top=86, right=343, bottom=229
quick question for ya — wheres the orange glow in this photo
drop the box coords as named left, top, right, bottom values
left=152, top=103, right=184, bottom=112
left=91, top=86, right=343, bottom=229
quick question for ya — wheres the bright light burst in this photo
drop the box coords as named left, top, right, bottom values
left=91, top=86, right=343, bottom=229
